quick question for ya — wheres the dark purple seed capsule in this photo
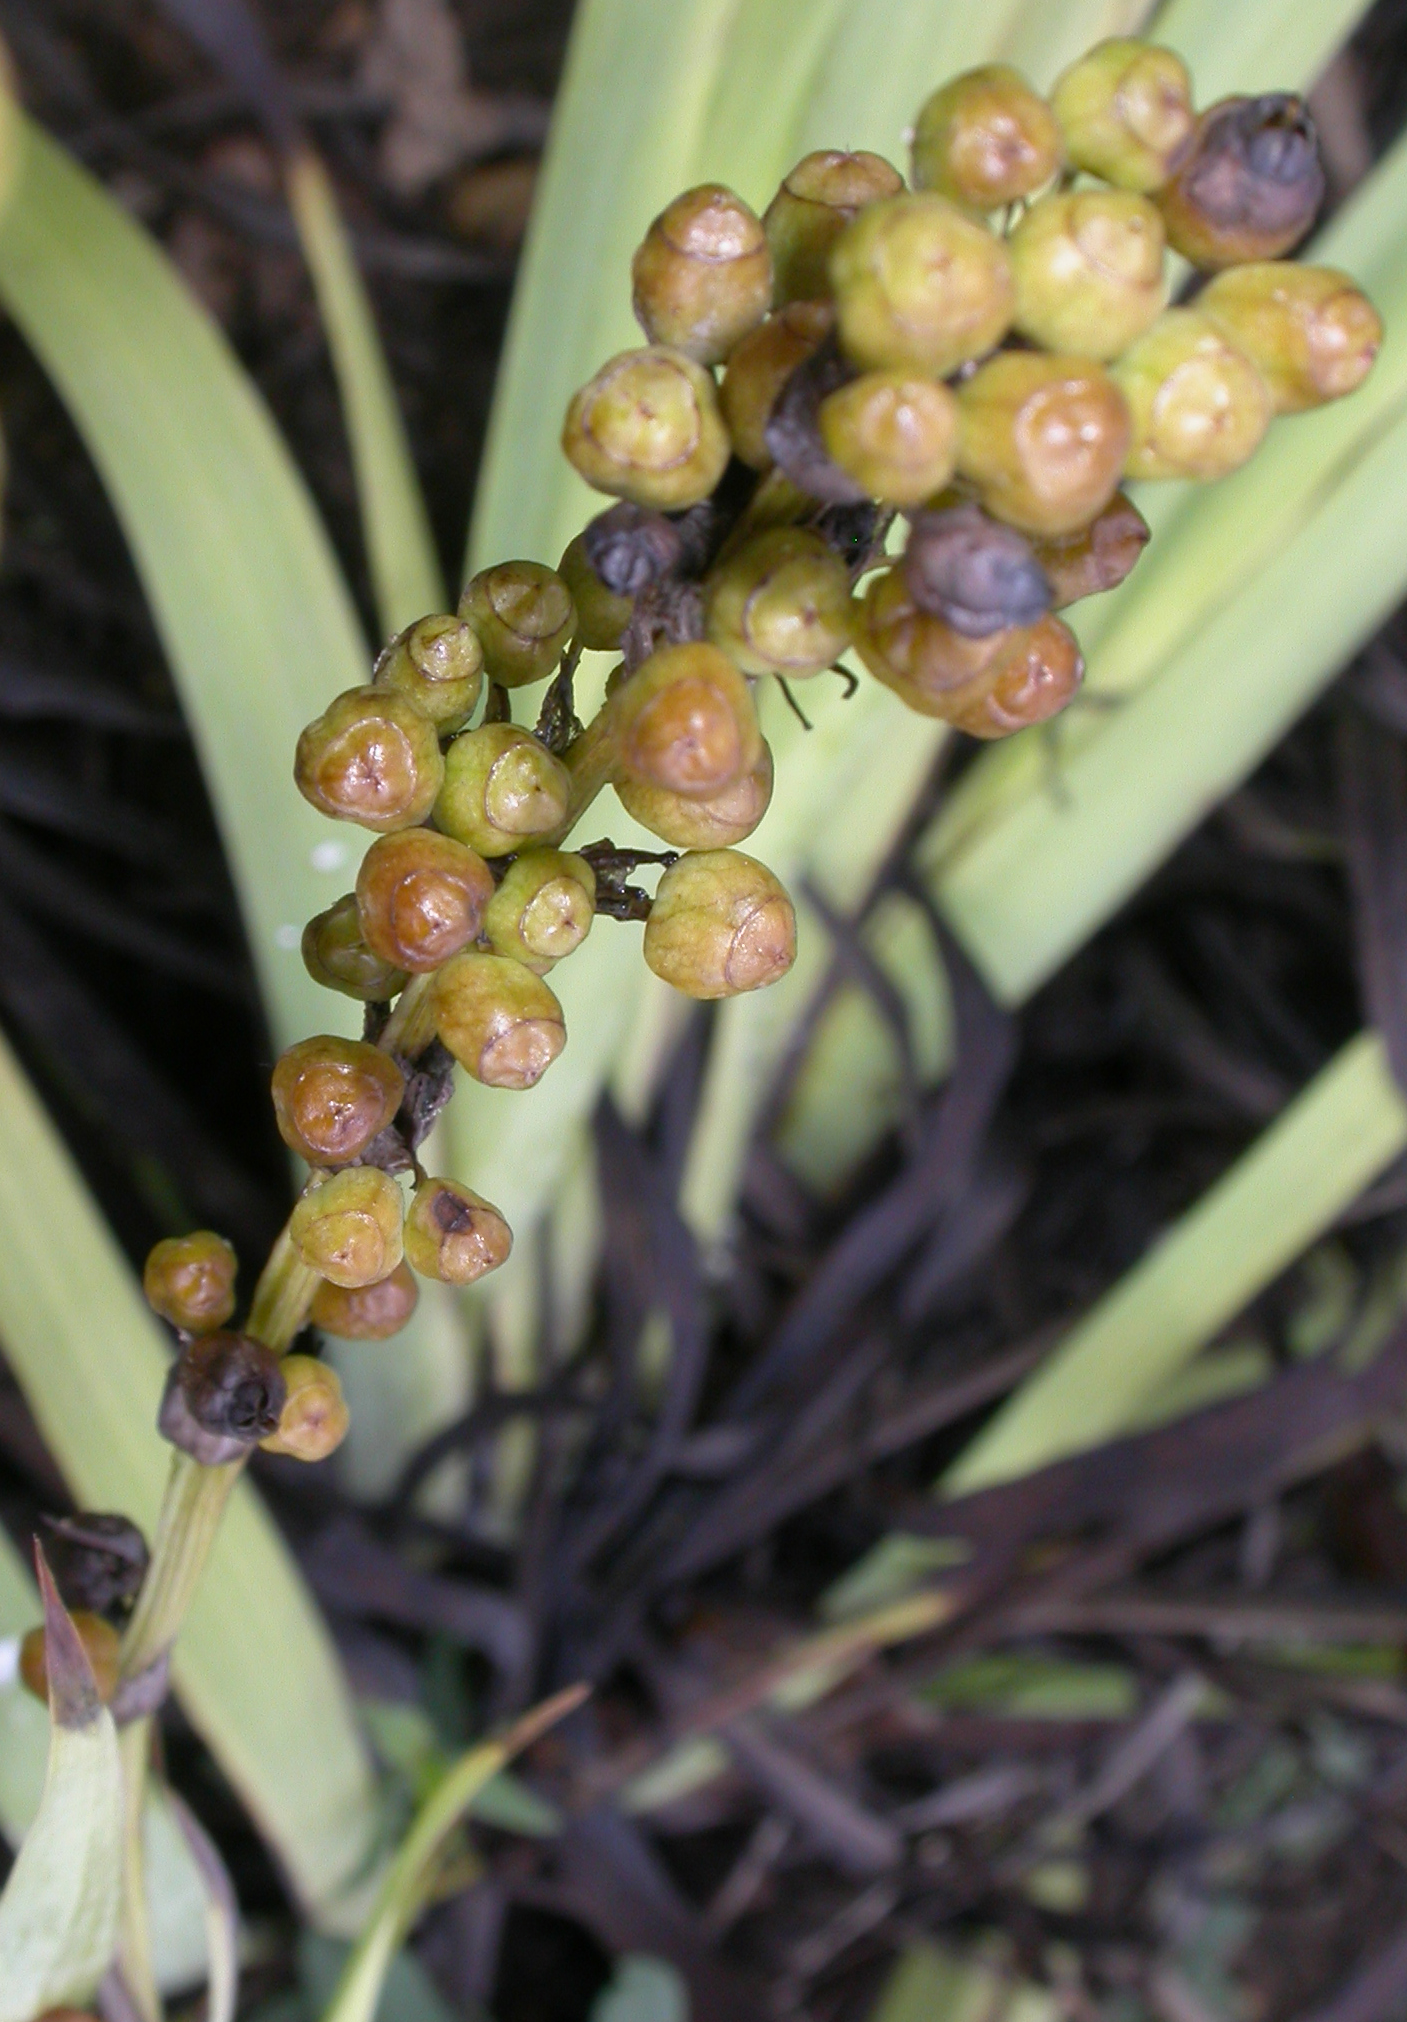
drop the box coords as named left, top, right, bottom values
left=582, top=503, right=685, bottom=597
left=904, top=504, right=1053, bottom=637
left=763, top=336, right=869, bottom=506
left=175, top=1330, right=286, bottom=1445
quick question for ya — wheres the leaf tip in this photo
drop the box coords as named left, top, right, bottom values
left=34, top=1542, right=101, bottom=1731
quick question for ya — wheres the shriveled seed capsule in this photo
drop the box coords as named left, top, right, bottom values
left=705, top=529, right=854, bottom=678
left=290, top=1167, right=405, bottom=1289
left=1032, top=492, right=1150, bottom=607
left=271, top=1035, right=405, bottom=1166
left=1157, top=94, right=1325, bottom=269
left=942, top=616, right=1084, bottom=738
left=644, top=849, right=796, bottom=1000
left=404, top=1176, right=513, bottom=1285
left=763, top=150, right=905, bottom=305
left=957, top=351, right=1131, bottom=537
left=558, top=534, right=634, bottom=652
left=617, top=743, right=774, bottom=849
left=311, top=1259, right=420, bottom=1340
left=1009, top=189, right=1167, bottom=360
left=143, top=1230, right=237, bottom=1333
left=20, top=1612, right=121, bottom=1706
left=563, top=346, right=731, bottom=510
left=176, top=1330, right=286, bottom=1444
left=373, top=613, right=483, bottom=732
left=434, top=723, right=572, bottom=857
left=721, top=301, right=835, bottom=469
left=295, top=687, right=444, bottom=833
left=612, top=641, right=763, bottom=799
left=856, top=563, right=1016, bottom=707
left=433, top=952, right=566, bottom=1090
left=830, top=193, right=1014, bottom=377
left=1049, top=39, right=1196, bottom=193
left=355, top=829, right=494, bottom=973
left=42, top=1514, right=149, bottom=1620
left=260, top=1355, right=350, bottom=1462
left=818, top=370, right=959, bottom=506
left=763, top=337, right=867, bottom=503
left=911, top=65, right=1064, bottom=210
left=483, top=849, right=596, bottom=973
left=632, top=183, right=772, bottom=364
left=1113, top=308, right=1271, bottom=480
left=1200, top=262, right=1382, bottom=414
left=460, top=562, right=575, bottom=689
left=303, top=893, right=409, bottom=1002
left=582, top=500, right=686, bottom=594
left=903, top=504, right=1052, bottom=637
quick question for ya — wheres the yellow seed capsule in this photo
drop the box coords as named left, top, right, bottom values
left=957, top=351, right=1131, bottom=537
left=911, top=65, right=1065, bottom=210
left=373, top=613, right=484, bottom=732
left=1199, top=262, right=1382, bottom=415
left=460, top=562, right=575, bottom=689
left=763, top=150, right=905, bottom=305
left=355, top=829, right=495, bottom=973
left=143, top=1231, right=237, bottom=1333
left=20, top=1613, right=121, bottom=1706
left=259, top=1355, right=350, bottom=1462
left=558, top=534, right=634, bottom=652
left=290, top=1167, right=404, bottom=1289
left=721, top=302, right=835, bottom=469
left=612, top=641, right=763, bottom=799
left=617, top=743, right=774, bottom=849
left=704, top=528, right=854, bottom=677
left=404, top=1177, right=513, bottom=1285
left=1112, top=308, right=1272, bottom=480
left=817, top=370, right=959, bottom=506
left=303, top=893, right=409, bottom=1002
left=1009, top=189, right=1167, bottom=360
left=1156, top=94, right=1325, bottom=270
left=433, top=952, right=566, bottom=1089
left=563, top=346, right=731, bottom=510
left=631, top=183, right=772, bottom=365
left=310, top=1259, right=419, bottom=1341
left=271, top=1036, right=405, bottom=1166
left=644, top=850, right=796, bottom=1000
left=295, top=687, right=444, bottom=833
left=434, top=723, right=572, bottom=857
left=1031, top=491, right=1150, bottom=607
left=829, top=193, right=1014, bottom=377
left=1049, top=39, right=1196, bottom=193
left=483, top=849, right=596, bottom=973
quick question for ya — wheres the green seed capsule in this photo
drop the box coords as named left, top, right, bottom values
left=720, top=301, right=835, bottom=469
left=460, top=561, right=575, bottom=689
left=763, top=150, right=905, bottom=305
left=310, top=1259, right=419, bottom=1340
left=631, top=183, right=772, bottom=364
left=612, top=641, right=764, bottom=799
left=434, top=723, right=572, bottom=857
left=957, top=351, right=1131, bottom=536
left=270, top=1036, right=405, bottom=1166
left=911, top=65, right=1065, bottom=210
left=373, top=613, right=483, bottom=732
left=404, top=1177, right=513, bottom=1285
left=563, top=346, right=731, bottom=510
left=483, top=849, right=596, bottom=973
left=1156, top=94, right=1325, bottom=270
left=1112, top=308, right=1271, bottom=479
left=829, top=193, right=1014, bottom=377
left=1009, top=189, right=1167, bottom=360
left=303, top=893, right=410, bottom=1002
left=704, top=528, right=854, bottom=677
left=291, top=1167, right=404, bottom=1288
left=433, top=952, right=566, bottom=1089
left=142, top=1231, right=237, bottom=1333
left=355, top=828, right=494, bottom=973
left=1199, top=262, right=1382, bottom=414
left=1049, top=39, right=1195, bottom=193
left=818, top=369, right=959, bottom=506
left=558, top=534, right=634, bottom=651
left=259, top=1355, right=349, bottom=1461
left=1031, top=491, right=1150, bottom=607
left=643, top=849, right=796, bottom=1000
left=295, top=687, right=444, bottom=833
left=616, top=742, right=773, bottom=849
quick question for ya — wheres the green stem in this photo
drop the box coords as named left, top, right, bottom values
left=116, top=1716, right=161, bottom=2022
left=379, top=970, right=438, bottom=1057
left=246, top=1196, right=325, bottom=1353
left=550, top=706, right=618, bottom=844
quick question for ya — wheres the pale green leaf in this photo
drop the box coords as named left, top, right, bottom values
left=590, top=1956, right=689, bottom=2022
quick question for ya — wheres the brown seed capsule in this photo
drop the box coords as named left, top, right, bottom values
left=558, top=534, right=635, bottom=652
left=355, top=829, right=494, bottom=973
left=720, top=301, right=835, bottom=469
left=460, top=562, right=576, bottom=689
left=903, top=504, right=1053, bottom=637
left=830, top=193, right=1015, bottom=377
left=373, top=613, right=484, bottom=732
left=644, top=849, right=796, bottom=1000
left=957, top=351, right=1131, bottom=537
left=704, top=528, right=854, bottom=677
left=404, top=1176, right=513, bottom=1285
left=433, top=952, right=566, bottom=1089
left=295, top=687, right=444, bottom=833
left=176, top=1330, right=287, bottom=1444
left=483, top=849, right=596, bottom=973
left=20, top=1612, right=121, bottom=1706
left=1112, top=308, right=1272, bottom=480
left=1032, top=491, right=1150, bottom=607
left=1157, top=94, right=1325, bottom=269
left=310, top=1259, right=420, bottom=1340
left=270, top=1035, right=405, bottom=1166
left=631, top=183, right=772, bottom=364
left=940, top=616, right=1084, bottom=738
left=611, top=641, right=764, bottom=799
left=911, top=64, right=1065, bottom=210
left=41, top=1514, right=150, bottom=1621
left=1050, top=39, right=1196, bottom=193
left=763, top=150, right=905, bottom=305
left=434, top=723, right=572, bottom=857
left=856, top=563, right=1014, bottom=707
left=290, top=1167, right=405, bottom=1288
left=259, top=1355, right=350, bottom=1462
left=142, top=1230, right=237, bottom=1333
left=1199, top=261, right=1383, bottom=414
left=818, top=370, right=960, bottom=506
left=1009, top=189, right=1167, bottom=360
left=302, top=893, right=410, bottom=1002
left=617, top=742, right=774, bottom=848
left=563, top=346, right=731, bottom=510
